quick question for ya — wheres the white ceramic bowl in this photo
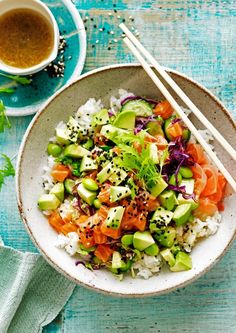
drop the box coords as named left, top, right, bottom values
left=0, top=0, right=59, bottom=75
left=16, top=64, right=236, bottom=297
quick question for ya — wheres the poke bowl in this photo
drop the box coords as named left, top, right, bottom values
left=16, top=64, right=236, bottom=297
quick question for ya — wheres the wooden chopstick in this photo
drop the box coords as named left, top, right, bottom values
left=120, top=34, right=236, bottom=192
left=120, top=23, right=236, bottom=163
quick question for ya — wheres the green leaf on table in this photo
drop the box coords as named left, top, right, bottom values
left=0, top=100, right=11, bottom=133
left=0, top=73, right=32, bottom=85
left=0, top=154, right=15, bottom=191
left=0, top=87, right=15, bottom=93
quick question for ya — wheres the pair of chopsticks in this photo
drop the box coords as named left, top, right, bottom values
left=119, top=23, right=236, bottom=192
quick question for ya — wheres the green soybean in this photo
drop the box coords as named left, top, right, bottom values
left=93, top=199, right=102, bottom=209
left=179, top=166, right=193, bottom=178
left=82, top=178, right=99, bottom=191
left=47, top=143, right=62, bottom=157
left=169, top=173, right=182, bottom=186
left=145, top=243, right=159, bottom=256
left=121, top=234, right=134, bottom=246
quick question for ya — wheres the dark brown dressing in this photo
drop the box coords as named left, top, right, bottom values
left=0, top=9, right=54, bottom=68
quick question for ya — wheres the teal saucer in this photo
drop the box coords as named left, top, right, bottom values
left=2, top=0, right=86, bottom=117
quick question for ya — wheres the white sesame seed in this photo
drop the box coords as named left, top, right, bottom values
left=96, top=40, right=99, bottom=44
left=99, top=28, right=103, bottom=32
left=131, top=26, right=135, bottom=31
left=117, top=15, right=121, bottom=19
left=110, top=31, right=114, bottom=35
left=135, top=32, right=140, bottom=37
left=113, top=39, right=118, bottom=43
left=108, top=12, right=112, bottom=16
left=129, top=15, right=133, bottom=19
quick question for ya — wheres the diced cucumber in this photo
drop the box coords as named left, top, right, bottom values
left=64, top=179, right=75, bottom=195
left=121, top=99, right=153, bottom=116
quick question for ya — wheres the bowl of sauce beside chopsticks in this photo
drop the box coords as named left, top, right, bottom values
left=0, top=0, right=59, bottom=76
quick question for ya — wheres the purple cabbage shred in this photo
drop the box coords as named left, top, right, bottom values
left=120, top=95, right=159, bottom=106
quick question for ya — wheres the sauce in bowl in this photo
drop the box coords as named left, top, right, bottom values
left=0, top=8, right=54, bottom=69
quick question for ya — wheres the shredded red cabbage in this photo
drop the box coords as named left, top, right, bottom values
left=134, top=115, right=157, bottom=134
left=121, top=95, right=158, bottom=106
left=108, top=110, right=115, bottom=117
left=75, top=260, right=86, bottom=266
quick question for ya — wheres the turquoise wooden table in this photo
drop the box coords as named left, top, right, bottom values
left=1, top=1, right=236, bottom=332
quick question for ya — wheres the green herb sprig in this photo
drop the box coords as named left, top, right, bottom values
left=0, top=154, right=15, bottom=190
left=0, top=100, right=11, bottom=133
left=0, top=73, right=32, bottom=85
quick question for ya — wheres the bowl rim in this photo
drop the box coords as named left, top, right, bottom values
left=16, top=63, right=236, bottom=297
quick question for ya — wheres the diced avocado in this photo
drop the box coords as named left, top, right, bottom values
left=77, top=183, right=97, bottom=205
left=177, top=194, right=199, bottom=210
left=182, top=128, right=191, bottom=141
left=112, top=251, right=123, bottom=269
left=149, top=207, right=174, bottom=232
left=80, top=156, right=97, bottom=172
left=64, top=144, right=90, bottom=159
left=147, top=120, right=164, bottom=137
left=100, top=125, right=129, bottom=142
left=160, top=248, right=176, bottom=267
left=154, top=226, right=176, bottom=248
left=97, top=162, right=114, bottom=183
left=38, top=194, right=60, bottom=211
left=50, top=182, right=64, bottom=202
left=145, top=243, right=160, bottom=256
left=173, top=203, right=192, bottom=226
left=133, top=231, right=155, bottom=251
left=82, top=138, right=94, bottom=150
left=56, top=128, right=70, bottom=145
left=113, top=110, right=136, bottom=130
left=180, top=179, right=195, bottom=195
left=121, top=234, right=134, bottom=246
left=109, top=168, right=127, bottom=185
left=105, top=206, right=125, bottom=229
left=110, top=186, right=131, bottom=202
left=148, top=143, right=159, bottom=164
left=64, top=178, right=75, bottom=195
left=170, top=251, right=192, bottom=272
left=66, top=117, right=80, bottom=139
left=148, top=177, right=168, bottom=197
left=121, top=99, right=153, bottom=116
left=159, top=190, right=178, bottom=211
left=127, top=178, right=138, bottom=199
left=92, top=108, right=109, bottom=126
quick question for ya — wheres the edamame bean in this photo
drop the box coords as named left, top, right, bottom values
left=144, top=243, right=159, bottom=256
left=47, top=143, right=62, bottom=157
left=121, top=234, right=134, bottom=246
left=179, top=166, right=193, bottom=178
left=82, top=178, right=99, bottom=191
left=93, top=199, right=102, bottom=209
left=169, top=173, right=182, bottom=186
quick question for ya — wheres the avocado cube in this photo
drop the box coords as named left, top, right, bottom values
left=112, top=251, right=123, bottom=269
left=66, top=117, right=80, bottom=142
left=56, top=128, right=70, bottom=145
left=64, top=178, right=75, bottom=195
left=77, top=183, right=97, bottom=205
left=64, top=144, right=90, bottom=159
left=177, top=194, right=199, bottom=210
left=38, top=194, right=60, bottom=211
left=159, top=190, right=178, bottom=211
left=160, top=248, right=176, bottom=267
left=150, top=207, right=174, bottom=231
left=154, top=226, right=176, bottom=248
left=105, top=206, right=125, bottom=229
left=173, top=203, right=192, bottom=226
left=108, top=168, right=127, bottom=185
left=97, top=162, right=114, bottom=183
left=92, top=108, right=110, bottom=126
left=133, top=231, right=155, bottom=251
left=148, top=177, right=168, bottom=197
left=170, top=251, right=192, bottom=272
left=80, top=156, right=97, bottom=172
left=147, top=120, right=164, bottom=137
left=113, top=110, right=136, bottom=130
left=110, top=186, right=131, bottom=202
left=50, top=182, right=64, bottom=202
left=100, top=125, right=129, bottom=142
